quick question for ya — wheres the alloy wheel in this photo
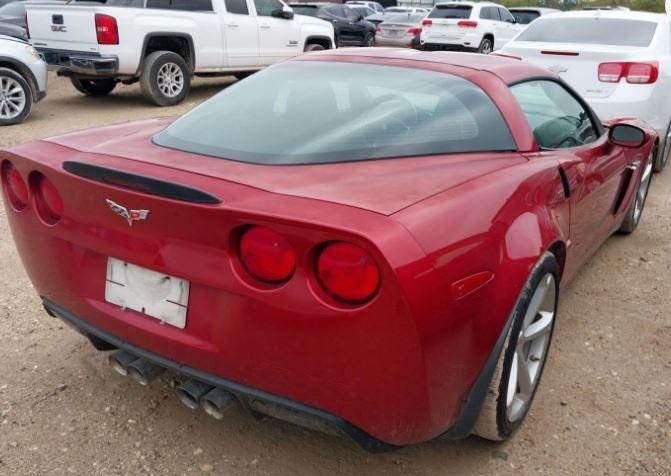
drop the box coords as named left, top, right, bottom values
left=506, top=273, right=556, bottom=422
left=0, top=75, right=26, bottom=120
left=157, top=62, right=185, bottom=98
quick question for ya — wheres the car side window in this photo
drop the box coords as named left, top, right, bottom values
left=344, top=6, right=359, bottom=20
left=146, top=0, right=170, bottom=8
left=499, top=8, right=515, bottom=23
left=327, top=5, right=347, bottom=18
left=254, top=0, right=283, bottom=16
left=479, top=7, right=490, bottom=19
left=172, top=0, right=213, bottom=11
left=511, top=80, right=599, bottom=149
left=225, top=0, right=249, bottom=15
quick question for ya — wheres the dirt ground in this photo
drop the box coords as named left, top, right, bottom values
left=0, top=74, right=669, bottom=475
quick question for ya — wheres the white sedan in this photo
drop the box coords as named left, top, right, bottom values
left=498, top=10, right=671, bottom=172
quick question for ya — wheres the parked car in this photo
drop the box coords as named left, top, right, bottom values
left=498, top=10, right=671, bottom=172
left=291, top=3, right=376, bottom=47
left=26, top=0, right=335, bottom=106
left=419, top=2, right=523, bottom=53
left=345, top=0, right=384, bottom=13
left=374, top=12, right=425, bottom=48
left=385, top=6, right=428, bottom=13
left=1, top=49, right=655, bottom=449
left=508, top=6, right=559, bottom=25
left=0, top=34, right=47, bottom=125
left=364, top=11, right=388, bottom=25
left=347, top=3, right=375, bottom=18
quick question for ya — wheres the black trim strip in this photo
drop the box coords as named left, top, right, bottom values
left=558, top=166, right=571, bottom=199
left=42, top=299, right=398, bottom=453
left=62, top=161, right=221, bottom=204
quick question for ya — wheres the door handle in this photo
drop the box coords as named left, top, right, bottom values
left=627, top=160, right=641, bottom=171
left=227, top=23, right=239, bottom=28
left=260, top=24, right=271, bottom=29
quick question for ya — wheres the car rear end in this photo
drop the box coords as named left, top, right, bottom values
left=26, top=3, right=125, bottom=77
left=419, top=2, right=480, bottom=51
left=0, top=132, right=449, bottom=448
left=499, top=12, right=671, bottom=136
left=374, top=13, right=425, bottom=48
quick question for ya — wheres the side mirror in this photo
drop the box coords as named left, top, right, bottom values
left=609, top=124, right=646, bottom=148
left=272, top=7, right=294, bottom=19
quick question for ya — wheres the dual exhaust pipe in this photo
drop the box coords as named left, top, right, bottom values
left=108, top=350, right=235, bottom=418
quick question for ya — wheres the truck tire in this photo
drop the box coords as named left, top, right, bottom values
left=304, top=43, right=325, bottom=52
left=0, top=67, right=32, bottom=126
left=140, top=51, right=191, bottom=107
left=70, top=77, right=117, bottom=96
left=478, top=37, right=493, bottom=54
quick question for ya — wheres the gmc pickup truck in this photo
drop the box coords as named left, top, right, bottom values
left=26, top=0, right=335, bottom=106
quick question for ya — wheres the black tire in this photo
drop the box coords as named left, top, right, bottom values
left=0, top=67, right=32, bottom=126
left=363, top=33, right=375, bottom=47
left=619, top=154, right=654, bottom=234
left=478, top=37, right=493, bottom=54
left=654, top=123, right=670, bottom=172
left=140, top=50, right=191, bottom=107
left=304, top=43, right=325, bottom=52
left=473, top=252, right=559, bottom=441
left=70, top=77, right=117, bottom=96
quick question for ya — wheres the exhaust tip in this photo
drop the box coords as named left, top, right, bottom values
left=108, top=351, right=139, bottom=377
left=175, top=380, right=214, bottom=410
left=127, top=358, right=164, bottom=386
left=201, top=388, right=236, bottom=420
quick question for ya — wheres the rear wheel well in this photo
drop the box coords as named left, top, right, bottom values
left=304, top=36, right=332, bottom=50
left=142, top=36, right=194, bottom=72
left=483, top=33, right=494, bottom=43
left=0, top=60, right=36, bottom=101
left=547, top=241, right=566, bottom=279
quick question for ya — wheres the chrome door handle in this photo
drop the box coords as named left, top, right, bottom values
left=627, top=161, right=641, bottom=171
left=260, top=24, right=271, bottom=29
left=227, top=23, right=239, bottom=28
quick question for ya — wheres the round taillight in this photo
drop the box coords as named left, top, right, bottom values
left=316, top=242, right=380, bottom=304
left=2, top=162, right=29, bottom=211
left=34, top=174, right=63, bottom=224
left=239, top=226, right=296, bottom=283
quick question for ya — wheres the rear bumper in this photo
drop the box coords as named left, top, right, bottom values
left=36, top=48, right=119, bottom=77
left=44, top=299, right=398, bottom=453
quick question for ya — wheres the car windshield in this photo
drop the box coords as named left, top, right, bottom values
left=428, top=5, right=472, bottom=19
left=516, top=18, right=658, bottom=47
left=0, top=2, right=25, bottom=17
left=154, top=62, right=515, bottom=165
left=291, top=4, right=319, bottom=16
left=510, top=10, right=540, bottom=24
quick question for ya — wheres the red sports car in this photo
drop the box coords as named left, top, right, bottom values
left=1, top=49, right=656, bottom=451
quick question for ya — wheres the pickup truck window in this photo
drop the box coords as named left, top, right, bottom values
left=172, top=0, right=213, bottom=11
left=106, top=0, right=145, bottom=6
left=154, top=61, right=516, bottom=165
left=147, top=0, right=170, bottom=8
left=254, top=0, right=283, bottom=16
left=225, top=0, right=249, bottom=15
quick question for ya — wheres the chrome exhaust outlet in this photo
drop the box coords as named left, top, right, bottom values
left=108, top=351, right=139, bottom=377
left=201, top=388, right=236, bottom=420
left=127, top=358, right=164, bottom=386
left=176, top=380, right=214, bottom=410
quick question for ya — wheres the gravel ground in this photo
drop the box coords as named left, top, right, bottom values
left=0, top=74, right=670, bottom=475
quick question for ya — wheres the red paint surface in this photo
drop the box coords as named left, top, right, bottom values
left=0, top=50, right=656, bottom=445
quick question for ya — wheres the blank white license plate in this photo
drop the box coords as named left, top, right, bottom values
left=105, top=258, right=190, bottom=329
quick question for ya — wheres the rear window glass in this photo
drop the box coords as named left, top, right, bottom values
left=382, top=12, right=426, bottom=23
left=0, top=2, right=25, bottom=16
left=510, top=10, right=540, bottom=24
left=428, top=5, right=471, bottom=19
left=516, top=18, right=658, bottom=47
left=154, top=62, right=515, bottom=165
left=291, top=5, right=319, bottom=16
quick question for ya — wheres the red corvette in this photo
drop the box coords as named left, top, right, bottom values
left=1, top=50, right=656, bottom=451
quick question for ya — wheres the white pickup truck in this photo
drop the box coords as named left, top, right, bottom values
left=26, top=0, right=334, bottom=106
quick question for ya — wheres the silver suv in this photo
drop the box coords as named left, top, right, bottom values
left=0, top=34, right=47, bottom=126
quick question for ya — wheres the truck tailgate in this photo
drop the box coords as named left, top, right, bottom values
left=27, top=5, right=100, bottom=52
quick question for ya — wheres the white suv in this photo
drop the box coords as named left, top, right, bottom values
left=0, top=34, right=47, bottom=126
left=419, top=2, right=523, bottom=53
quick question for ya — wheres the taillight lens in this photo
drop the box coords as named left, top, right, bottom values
left=95, top=14, right=119, bottom=45
left=598, top=62, right=658, bottom=84
left=33, top=174, right=63, bottom=225
left=239, top=226, right=296, bottom=283
left=374, top=26, right=381, bottom=34
left=457, top=20, right=478, bottom=28
left=1, top=162, right=29, bottom=211
left=421, top=19, right=432, bottom=26
left=407, top=27, right=422, bottom=35
left=316, top=242, right=380, bottom=304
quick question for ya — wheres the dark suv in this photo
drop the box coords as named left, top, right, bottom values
left=291, top=2, right=376, bottom=47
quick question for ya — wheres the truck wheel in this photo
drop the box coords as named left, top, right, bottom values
left=140, top=51, right=191, bottom=107
left=478, top=37, right=493, bottom=54
left=0, top=67, right=32, bottom=126
left=70, top=77, right=117, bottom=96
left=304, top=43, right=325, bottom=52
